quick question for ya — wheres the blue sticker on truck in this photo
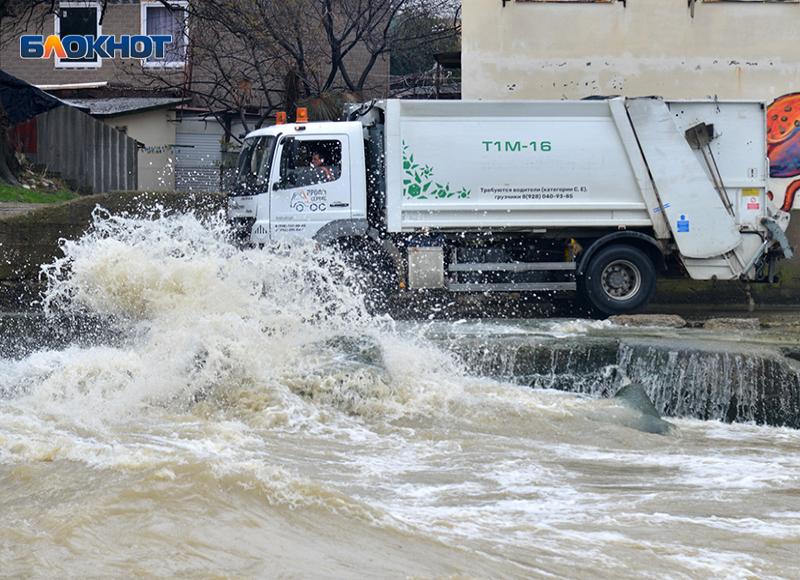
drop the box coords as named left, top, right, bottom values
left=677, top=215, right=690, bottom=233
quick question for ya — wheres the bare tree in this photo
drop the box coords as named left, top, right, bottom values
left=390, top=1, right=460, bottom=77
left=135, top=0, right=461, bottom=132
left=216, top=0, right=460, bottom=95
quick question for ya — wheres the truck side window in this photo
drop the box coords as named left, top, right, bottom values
left=280, top=139, right=343, bottom=187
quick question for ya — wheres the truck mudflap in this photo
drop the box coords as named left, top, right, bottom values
left=626, top=98, right=742, bottom=259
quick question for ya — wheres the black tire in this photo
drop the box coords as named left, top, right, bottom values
left=581, top=244, right=656, bottom=316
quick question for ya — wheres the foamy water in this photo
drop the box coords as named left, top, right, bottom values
left=1, top=210, right=799, bottom=578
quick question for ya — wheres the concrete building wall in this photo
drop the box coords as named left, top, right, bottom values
left=463, top=0, right=800, bottom=102
left=105, top=108, right=177, bottom=191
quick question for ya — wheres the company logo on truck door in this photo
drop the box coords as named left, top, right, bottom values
left=290, top=189, right=327, bottom=212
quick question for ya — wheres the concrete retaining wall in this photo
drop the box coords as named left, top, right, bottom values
left=0, top=192, right=224, bottom=310
left=0, top=192, right=797, bottom=312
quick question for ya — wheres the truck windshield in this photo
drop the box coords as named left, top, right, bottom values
left=234, top=136, right=276, bottom=194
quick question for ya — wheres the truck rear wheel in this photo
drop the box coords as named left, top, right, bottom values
left=581, top=245, right=656, bottom=316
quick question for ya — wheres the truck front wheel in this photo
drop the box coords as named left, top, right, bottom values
left=581, top=245, right=656, bottom=316
left=335, top=240, right=396, bottom=315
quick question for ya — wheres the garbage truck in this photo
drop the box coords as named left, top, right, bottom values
left=227, top=97, right=793, bottom=315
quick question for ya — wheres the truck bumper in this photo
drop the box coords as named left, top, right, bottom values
left=228, top=217, right=256, bottom=245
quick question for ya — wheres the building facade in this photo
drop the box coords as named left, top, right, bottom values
left=1, top=1, right=189, bottom=87
left=463, top=0, right=800, bottom=211
left=1, top=1, right=197, bottom=191
left=1, top=0, right=390, bottom=193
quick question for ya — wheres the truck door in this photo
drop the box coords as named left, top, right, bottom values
left=270, top=135, right=351, bottom=240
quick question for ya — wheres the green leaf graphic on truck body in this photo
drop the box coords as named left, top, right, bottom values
left=402, top=141, right=471, bottom=200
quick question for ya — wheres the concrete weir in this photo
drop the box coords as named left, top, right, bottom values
left=437, top=327, right=800, bottom=429
left=3, top=311, right=800, bottom=429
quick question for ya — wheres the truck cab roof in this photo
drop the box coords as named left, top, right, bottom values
left=244, top=121, right=348, bottom=140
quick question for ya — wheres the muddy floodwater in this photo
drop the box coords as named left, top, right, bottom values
left=1, top=213, right=799, bottom=578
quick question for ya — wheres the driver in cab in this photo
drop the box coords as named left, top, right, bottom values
left=310, top=150, right=336, bottom=183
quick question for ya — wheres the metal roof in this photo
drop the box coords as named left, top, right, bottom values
left=0, top=69, right=63, bottom=124
left=35, top=82, right=109, bottom=91
left=61, top=97, right=190, bottom=117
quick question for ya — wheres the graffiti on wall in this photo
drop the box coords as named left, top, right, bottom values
left=768, top=93, right=800, bottom=211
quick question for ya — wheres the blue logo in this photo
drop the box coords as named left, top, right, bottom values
left=677, top=214, right=690, bottom=233
left=20, top=34, right=173, bottom=60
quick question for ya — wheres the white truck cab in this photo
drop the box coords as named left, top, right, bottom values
left=230, top=121, right=367, bottom=244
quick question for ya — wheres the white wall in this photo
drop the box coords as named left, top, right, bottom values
left=463, top=0, right=800, bottom=101
left=106, top=108, right=177, bottom=191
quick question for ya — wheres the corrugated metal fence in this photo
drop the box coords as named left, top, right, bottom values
left=31, top=105, right=138, bottom=193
